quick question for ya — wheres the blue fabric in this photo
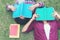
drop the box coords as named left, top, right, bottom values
left=36, top=7, right=55, bottom=21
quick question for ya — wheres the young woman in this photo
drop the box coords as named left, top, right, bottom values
left=22, top=4, right=60, bottom=40
left=6, top=2, right=43, bottom=25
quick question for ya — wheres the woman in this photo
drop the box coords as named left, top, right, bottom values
left=6, top=2, right=42, bottom=25
left=22, top=3, right=60, bottom=40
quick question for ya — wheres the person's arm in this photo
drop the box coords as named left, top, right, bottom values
left=29, top=2, right=44, bottom=11
left=57, top=20, right=60, bottom=29
left=53, top=11, right=60, bottom=19
left=22, top=14, right=38, bottom=32
left=29, top=3, right=40, bottom=11
left=53, top=11, right=60, bottom=29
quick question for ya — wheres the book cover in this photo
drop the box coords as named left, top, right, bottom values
left=36, top=7, right=55, bottom=21
left=13, top=2, right=33, bottom=18
left=9, top=24, right=20, bottom=38
left=23, top=3, right=33, bottom=18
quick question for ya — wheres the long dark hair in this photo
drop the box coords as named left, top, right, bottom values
left=32, top=7, right=37, bottom=14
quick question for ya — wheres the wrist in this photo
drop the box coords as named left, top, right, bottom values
left=31, top=18, right=34, bottom=21
left=34, top=3, right=39, bottom=8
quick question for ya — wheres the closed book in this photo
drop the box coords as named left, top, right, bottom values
left=9, top=24, right=20, bottom=38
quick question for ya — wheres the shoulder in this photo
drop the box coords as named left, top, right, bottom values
left=32, top=20, right=43, bottom=24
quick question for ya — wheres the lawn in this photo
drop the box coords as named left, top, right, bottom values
left=0, top=0, right=60, bottom=40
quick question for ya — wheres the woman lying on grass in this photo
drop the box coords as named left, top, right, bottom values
left=6, top=1, right=42, bottom=25
left=22, top=2, right=60, bottom=40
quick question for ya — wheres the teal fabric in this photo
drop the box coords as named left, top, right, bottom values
left=12, top=3, right=24, bottom=18
left=36, top=7, right=55, bottom=21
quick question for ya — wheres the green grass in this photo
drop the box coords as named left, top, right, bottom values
left=0, top=0, right=60, bottom=40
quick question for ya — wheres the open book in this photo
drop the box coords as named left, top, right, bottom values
left=21, top=3, right=33, bottom=18
left=35, top=7, right=55, bottom=21
left=13, top=2, right=33, bottom=18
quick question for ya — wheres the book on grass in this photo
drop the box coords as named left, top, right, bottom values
left=35, top=7, right=55, bottom=21
left=9, top=24, right=20, bottom=38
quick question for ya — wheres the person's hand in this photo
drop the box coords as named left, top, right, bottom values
left=52, top=11, right=58, bottom=18
left=10, top=5, right=16, bottom=11
left=20, top=16, right=25, bottom=19
left=52, top=13, right=57, bottom=17
left=54, top=11, right=60, bottom=19
left=29, top=6, right=35, bottom=11
left=31, top=14, right=39, bottom=20
left=29, top=3, right=39, bottom=11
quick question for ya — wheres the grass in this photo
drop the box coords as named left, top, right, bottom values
left=0, top=0, right=33, bottom=40
left=0, top=0, right=60, bottom=40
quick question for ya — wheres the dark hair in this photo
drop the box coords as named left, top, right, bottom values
left=32, top=6, right=44, bottom=15
left=32, top=7, right=37, bottom=14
